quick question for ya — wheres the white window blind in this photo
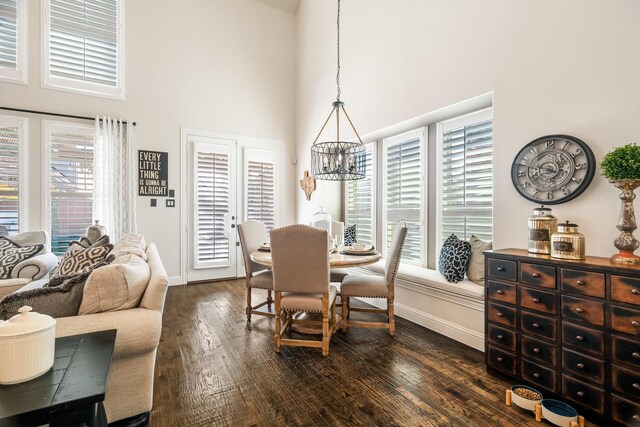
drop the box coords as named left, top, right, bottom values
left=439, top=110, right=493, bottom=244
left=48, top=126, right=94, bottom=255
left=195, top=149, right=230, bottom=265
left=246, top=155, right=275, bottom=230
left=384, top=128, right=425, bottom=263
left=0, top=124, right=19, bottom=234
left=45, top=0, right=122, bottom=97
left=345, top=143, right=375, bottom=244
left=0, top=0, right=25, bottom=83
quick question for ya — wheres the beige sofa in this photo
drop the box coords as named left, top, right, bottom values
left=55, top=241, right=168, bottom=425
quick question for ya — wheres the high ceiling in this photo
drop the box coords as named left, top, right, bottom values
left=253, top=0, right=301, bottom=15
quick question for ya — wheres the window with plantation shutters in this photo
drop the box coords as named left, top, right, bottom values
left=438, top=108, right=493, bottom=246
left=45, top=122, right=95, bottom=255
left=43, top=0, right=123, bottom=98
left=345, top=143, right=375, bottom=244
left=245, top=149, right=275, bottom=230
left=0, top=116, right=25, bottom=234
left=383, top=128, right=425, bottom=263
left=0, top=0, right=26, bottom=83
left=195, top=146, right=231, bottom=267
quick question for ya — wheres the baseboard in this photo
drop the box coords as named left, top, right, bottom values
left=356, top=297, right=485, bottom=352
left=168, top=276, right=184, bottom=286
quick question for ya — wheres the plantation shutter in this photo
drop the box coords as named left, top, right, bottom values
left=49, top=130, right=94, bottom=255
left=385, top=129, right=424, bottom=262
left=441, top=116, right=493, bottom=243
left=195, top=148, right=230, bottom=266
left=0, top=0, right=17, bottom=70
left=246, top=158, right=275, bottom=230
left=0, top=125, right=19, bottom=234
left=346, top=143, right=374, bottom=243
left=49, top=0, right=119, bottom=86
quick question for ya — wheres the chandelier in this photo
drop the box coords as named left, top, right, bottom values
left=310, top=0, right=366, bottom=181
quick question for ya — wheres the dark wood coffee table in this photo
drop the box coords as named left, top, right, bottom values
left=0, top=329, right=117, bottom=427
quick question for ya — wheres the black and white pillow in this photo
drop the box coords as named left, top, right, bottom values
left=69, top=234, right=110, bottom=249
left=51, top=244, right=113, bottom=279
left=344, top=224, right=357, bottom=246
left=0, top=238, right=44, bottom=279
left=438, top=234, right=472, bottom=284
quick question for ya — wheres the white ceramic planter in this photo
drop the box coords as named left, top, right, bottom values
left=0, top=306, right=56, bottom=385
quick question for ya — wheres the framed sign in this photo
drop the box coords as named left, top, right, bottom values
left=138, top=150, right=168, bottom=196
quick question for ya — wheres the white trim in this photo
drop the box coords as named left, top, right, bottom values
left=0, top=0, right=27, bottom=84
left=41, top=0, right=125, bottom=100
left=168, top=276, right=184, bottom=286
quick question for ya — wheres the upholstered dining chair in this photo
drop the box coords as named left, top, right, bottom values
left=270, top=224, right=338, bottom=356
left=341, top=221, right=408, bottom=336
left=330, top=220, right=349, bottom=283
left=237, top=220, right=274, bottom=321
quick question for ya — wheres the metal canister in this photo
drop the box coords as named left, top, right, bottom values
left=551, top=221, right=586, bottom=260
left=528, top=206, right=557, bottom=255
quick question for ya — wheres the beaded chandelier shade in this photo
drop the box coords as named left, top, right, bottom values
left=310, top=0, right=366, bottom=181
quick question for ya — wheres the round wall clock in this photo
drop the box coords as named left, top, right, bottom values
left=511, top=134, right=596, bottom=205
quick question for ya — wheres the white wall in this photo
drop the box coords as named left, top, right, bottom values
left=296, top=0, right=640, bottom=258
left=1, top=0, right=297, bottom=280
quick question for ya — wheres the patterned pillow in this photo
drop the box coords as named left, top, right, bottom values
left=51, top=244, right=113, bottom=279
left=344, top=224, right=357, bottom=246
left=69, top=235, right=110, bottom=249
left=438, top=234, right=472, bottom=283
left=0, top=238, right=44, bottom=279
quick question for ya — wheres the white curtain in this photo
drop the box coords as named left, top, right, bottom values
left=93, top=116, right=137, bottom=239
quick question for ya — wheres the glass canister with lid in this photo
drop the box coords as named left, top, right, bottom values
left=551, top=221, right=586, bottom=260
left=528, top=205, right=558, bottom=255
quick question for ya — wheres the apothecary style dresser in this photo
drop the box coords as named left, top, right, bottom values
left=484, top=249, right=640, bottom=426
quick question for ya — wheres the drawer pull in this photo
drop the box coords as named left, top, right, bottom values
left=496, top=290, right=504, bottom=295
left=632, top=288, right=640, bottom=295
left=497, top=267, right=506, bottom=272
left=634, top=352, right=640, bottom=359
left=576, top=363, right=585, bottom=369
left=576, top=335, right=585, bottom=341
left=575, top=307, right=584, bottom=314
left=532, top=323, right=541, bottom=329
left=533, top=347, right=540, bottom=353
left=497, top=334, right=504, bottom=340
left=634, top=415, right=640, bottom=422
left=576, top=280, right=585, bottom=286
left=532, top=273, right=541, bottom=278
left=497, top=312, right=504, bottom=318
left=633, top=383, right=640, bottom=390
left=576, top=391, right=585, bottom=398
left=497, top=357, right=504, bottom=362
left=533, top=373, right=540, bottom=379
left=633, top=321, right=640, bottom=327
left=532, top=298, right=540, bottom=303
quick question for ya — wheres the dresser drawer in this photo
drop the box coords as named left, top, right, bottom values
left=612, top=334, right=640, bottom=368
left=521, top=359, right=556, bottom=392
left=521, top=335, right=556, bottom=368
left=561, top=295, right=604, bottom=327
left=560, top=268, right=605, bottom=298
left=487, top=281, right=516, bottom=304
left=612, top=274, right=640, bottom=305
left=561, top=375, right=605, bottom=414
left=612, top=364, right=640, bottom=398
left=561, top=322, right=605, bottom=356
left=487, top=258, right=517, bottom=282
left=488, top=323, right=516, bottom=351
left=562, top=348, right=604, bottom=385
left=488, top=302, right=516, bottom=328
left=520, top=263, right=556, bottom=289
left=520, top=287, right=556, bottom=314
left=521, top=310, right=557, bottom=341
left=612, top=394, right=640, bottom=426
left=487, top=345, right=516, bottom=375
left=611, top=304, right=640, bottom=336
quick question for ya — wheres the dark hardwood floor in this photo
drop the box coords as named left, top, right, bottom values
left=150, top=280, right=600, bottom=427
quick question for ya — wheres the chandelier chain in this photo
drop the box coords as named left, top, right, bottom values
left=336, top=0, right=341, bottom=101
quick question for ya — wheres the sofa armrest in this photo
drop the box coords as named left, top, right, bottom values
left=11, top=252, right=58, bottom=281
left=55, top=308, right=162, bottom=359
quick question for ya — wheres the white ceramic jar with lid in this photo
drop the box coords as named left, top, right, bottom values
left=0, top=306, right=56, bottom=384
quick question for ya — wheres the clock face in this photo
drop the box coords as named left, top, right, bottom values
left=511, top=135, right=596, bottom=205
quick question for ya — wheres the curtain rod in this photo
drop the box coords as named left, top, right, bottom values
left=0, top=106, right=137, bottom=126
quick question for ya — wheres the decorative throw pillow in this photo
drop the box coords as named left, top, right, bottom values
left=438, top=234, right=472, bottom=284
left=0, top=238, right=44, bottom=279
left=51, top=244, right=113, bottom=280
left=467, top=235, right=492, bottom=285
left=344, top=224, right=357, bottom=246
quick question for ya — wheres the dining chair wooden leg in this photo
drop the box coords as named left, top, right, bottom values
left=388, top=297, right=395, bottom=336
left=274, top=292, right=282, bottom=353
left=322, top=295, right=330, bottom=357
left=342, top=296, right=349, bottom=332
left=245, top=281, right=252, bottom=322
left=267, top=289, right=273, bottom=311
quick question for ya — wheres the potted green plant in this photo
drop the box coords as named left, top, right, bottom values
left=600, top=143, right=640, bottom=264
